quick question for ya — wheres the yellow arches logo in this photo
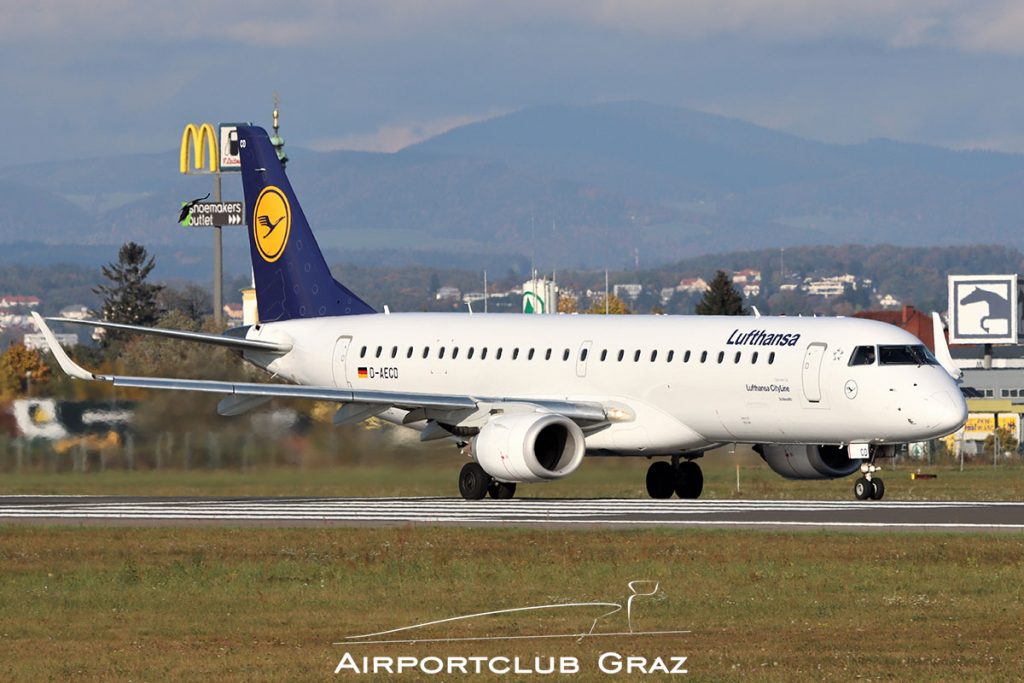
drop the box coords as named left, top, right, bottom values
left=253, top=186, right=291, bottom=262
left=179, top=123, right=219, bottom=174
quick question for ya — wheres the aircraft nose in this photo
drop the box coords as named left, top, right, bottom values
left=929, top=390, right=968, bottom=434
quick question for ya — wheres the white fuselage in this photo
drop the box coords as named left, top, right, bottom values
left=242, top=313, right=967, bottom=455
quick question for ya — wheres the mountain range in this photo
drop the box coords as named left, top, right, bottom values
left=2, top=101, right=1023, bottom=279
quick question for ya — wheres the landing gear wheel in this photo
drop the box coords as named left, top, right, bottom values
left=854, top=477, right=872, bottom=500
left=488, top=481, right=517, bottom=500
left=646, top=461, right=676, bottom=499
left=870, top=478, right=885, bottom=500
left=675, top=461, right=704, bottom=499
left=459, top=463, right=491, bottom=500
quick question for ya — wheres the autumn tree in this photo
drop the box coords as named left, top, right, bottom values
left=695, top=270, right=746, bottom=315
left=0, top=343, right=50, bottom=397
left=585, top=294, right=630, bottom=314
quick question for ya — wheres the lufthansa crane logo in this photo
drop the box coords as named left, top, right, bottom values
left=253, top=186, right=291, bottom=262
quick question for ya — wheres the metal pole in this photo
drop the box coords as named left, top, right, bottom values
left=605, top=269, right=609, bottom=315
left=213, top=172, right=223, bottom=327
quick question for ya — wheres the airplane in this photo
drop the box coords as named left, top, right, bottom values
left=32, top=125, right=968, bottom=502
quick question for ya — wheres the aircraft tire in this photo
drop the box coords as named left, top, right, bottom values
left=646, top=461, right=676, bottom=499
left=870, top=478, right=885, bottom=500
left=459, top=462, right=491, bottom=500
left=853, top=477, right=872, bottom=500
left=488, top=482, right=517, bottom=500
left=675, top=461, right=704, bottom=499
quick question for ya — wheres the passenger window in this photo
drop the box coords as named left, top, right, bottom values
left=768, top=352, right=776, bottom=364
left=1012, top=389, right=1019, bottom=398
left=684, top=350, right=691, bottom=363
left=617, top=350, right=624, bottom=362
left=717, top=351, right=725, bottom=364
left=468, top=347, right=475, bottom=359
left=360, top=346, right=367, bottom=358
left=407, top=346, right=413, bottom=359
left=452, top=347, right=459, bottom=359
left=1002, top=389, right=1009, bottom=398
left=700, top=351, right=707, bottom=363
left=376, top=346, right=382, bottom=358
left=481, top=348, right=488, bottom=360
left=438, top=347, right=446, bottom=359
left=528, top=348, right=535, bottom=360
left=581, top=348, right=589, bottom=362
left=545, top=348, right=552, bottom=360
left=513, top=348, right=520, bottom=360
left=422, top=346, right=429, bottom=359
left=849, top=345, right=876, bottom=366
left=563, top=348, right=570, bottom=361
left=751, top=351, right=759, bottom=364
left=650, top=350, right=658, bottom=362
left=667, top=350, right=674, bottom=362
left=634, top=350, right=641, bottom=362
left=734, top=352, right=741, bottom=363
left=496, top=348, right=503, bottom=360
left=600, top=349, right=608, bottom=361
left=391, top=346, right=398, bottom=358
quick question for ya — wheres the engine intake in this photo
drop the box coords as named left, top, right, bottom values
left=756, top=444, right=861, bottom=480
left=473, top=412, right=586, bottom=483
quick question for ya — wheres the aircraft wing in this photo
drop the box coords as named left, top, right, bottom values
left=32, top=313, right=607, bottom=424
left=46, top=316, right=291, bottom=353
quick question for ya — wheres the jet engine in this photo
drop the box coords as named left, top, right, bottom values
left=755, top=444, right=861, bottom=480
left=473, top=412, right=586, bottom=483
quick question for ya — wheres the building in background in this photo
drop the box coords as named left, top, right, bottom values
left=523, top=276, right=559, bottom=314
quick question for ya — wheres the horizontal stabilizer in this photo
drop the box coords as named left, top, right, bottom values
left=47, top=317, right=291, bottom=353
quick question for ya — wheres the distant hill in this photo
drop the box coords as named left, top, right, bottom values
left=3, top=101, right=1024, bottom=276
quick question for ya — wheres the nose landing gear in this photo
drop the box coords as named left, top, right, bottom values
left=854, top=463, right=885, bottom=500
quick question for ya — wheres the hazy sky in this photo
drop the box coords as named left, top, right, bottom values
left=4, top=0, right=1024, bottom=165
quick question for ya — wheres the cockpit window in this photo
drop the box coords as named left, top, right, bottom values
left=878, top=344, right=939, bottom=366
left=849, top=345, right=876, bottom=366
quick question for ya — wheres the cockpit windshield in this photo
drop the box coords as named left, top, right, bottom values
left=878, top=344, right=939, bottom=366
left=848, top=345, right=876, bottom=366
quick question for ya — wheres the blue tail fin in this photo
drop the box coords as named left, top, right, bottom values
left=236, top=125, right=374, bottom=321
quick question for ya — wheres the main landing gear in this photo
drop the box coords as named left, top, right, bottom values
left=646, top=457, right=703, bottom=499
left=458, top=462, right=517, bottom=501
left=853, top=463, right=885, bottom=501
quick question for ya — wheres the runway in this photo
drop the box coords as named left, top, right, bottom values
left=1, top=496, right=1023, bottom=530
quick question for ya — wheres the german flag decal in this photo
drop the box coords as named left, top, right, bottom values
left=357, top=367, right=368, bottom=379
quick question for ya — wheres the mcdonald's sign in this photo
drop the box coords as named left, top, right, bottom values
left=180, top=122, right=219, bottom=174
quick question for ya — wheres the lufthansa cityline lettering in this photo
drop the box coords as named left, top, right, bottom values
left=726, top=329, right=801, bottom=347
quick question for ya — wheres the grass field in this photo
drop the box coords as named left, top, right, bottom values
left=2, top=448, right=1024, bottom=500
left=2, top=525, right=1023, bottom=681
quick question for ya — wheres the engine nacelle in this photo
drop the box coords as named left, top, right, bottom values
left=473, top=412, right=586, bottom=483
left=756, top=444, right=862, bottom=480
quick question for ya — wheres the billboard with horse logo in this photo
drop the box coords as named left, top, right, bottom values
left=948, top=274, right=1021, bottom=344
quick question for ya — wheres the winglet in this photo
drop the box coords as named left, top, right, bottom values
left=30, top=312, right=99, bottom=381
left=931, top=312, right=962, bottom=381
